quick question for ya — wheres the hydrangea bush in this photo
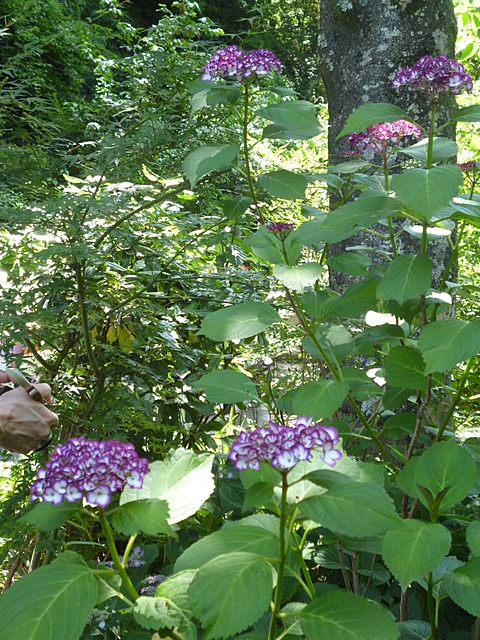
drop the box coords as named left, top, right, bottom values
left=1, top=50, right=480, bottom=640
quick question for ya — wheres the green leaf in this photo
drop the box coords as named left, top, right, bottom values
left=133, top=596, right=183, bottom=631
left=382, top=520, right=451, bottom=591
left=298, top=480, right=402, bottom=537
left=391, top=166, right=463, bottom=222
left=198, top=302, right=280, bottom=340
left=0, top=552, right=97, bottom=640
left=257, top=100, right=323, bottom=140
left=19, top=501, right=80, bottom=531
left=303, top=324, right=354, bottom=363
left=273, top=262, right=323, bottom=291
left=377, top=254, right=432, bottom=305
left=398, top=620, right=432, bottom=639
left=381, top=413, right=417, bottom=439
left=451, top=105, right=480, bottom=123
left=175, top=523, right=279, bottom=572
left=414, top=439, right=476, bottom=513
left=302, top=290, right=332, bottom=319
left=189, top=82, right=241, bottom=113
left=327, top=252, right=371, bottom=277
left=383, top=346, right=428, bottom=390
left=257, top=169, right=308, bottom=199
left=336, top=102, right=409, bottom=139
left=401, top=137, right=458, bottom=164
left=443, top=557, right=480, bottom=616
left=222, top=196, right=253, bottom=220
left=120, top=449, right=214, bottom=525
left=112, top=499, right=176, bottom=537
left=243, top=225, right=287, bottom=264
left=324, top=279, right=378, bottom=319
left=188, top=552, right=273, bottom=639
left=417, top=556, right=464, bottom=601
left=292, top=379, right=350, bottom=420
left=297, top=193, right=401, bottom=244
left=417, top=319, right=480, bottom=374
left=182, top=144, right=240, bottom=187
left=467, top=520, right=480, bottom=556
left=299, top=590, right=400, bottom=640
left=191, top=369, right=258, bottom=404
left=243, top=482, right=275, bottom=512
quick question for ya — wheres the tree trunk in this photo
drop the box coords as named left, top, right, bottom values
left=318, top=0, right=457, bottom=287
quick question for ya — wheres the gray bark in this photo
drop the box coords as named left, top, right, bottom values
left=318, top=0, right=457, bottom=288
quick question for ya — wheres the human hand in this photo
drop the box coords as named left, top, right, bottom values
left=0, top=384, right=58, bottom=454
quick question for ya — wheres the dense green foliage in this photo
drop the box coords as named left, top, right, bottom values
left=1, top=1, right=480, bottom=639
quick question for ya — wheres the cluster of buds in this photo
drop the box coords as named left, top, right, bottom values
left=202, top=45, right=282, bottom=84
left=266, top=222, right=295, bottom=238
left=229, top=416, right=342, bottom=471
left=391, top=54, right=473, bottom=98
left=30, top=437, right=150, bottom=508
left=347, top=119, right=422, bottom=154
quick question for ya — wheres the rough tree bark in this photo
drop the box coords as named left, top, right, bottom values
left=318, top=0, right=457, bottom=287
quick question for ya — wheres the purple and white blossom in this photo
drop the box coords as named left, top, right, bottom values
left=229, top=416, right=342, bottom=472
left=347, top=119, right=422, bottom=154
left=391, top=54, right=473, bottom=98
left=30, top=437, right=150, bottom=507
left=202, top=46, right=281, bottom=84
left=266, top=222, right=295, bottom=236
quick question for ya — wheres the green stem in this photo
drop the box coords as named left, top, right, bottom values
left=242, top=84, right=264, bottom=224
left=427, top=572, right=438, bottom=640
left=268, top=471, right=289, bottom=640
left=434, top=356, right=475, bottom=443
left=99, top=508, right=139, bottom=602
left=426, top=104, right=436, bottom=171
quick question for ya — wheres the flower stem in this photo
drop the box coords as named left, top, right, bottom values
left=99, top=508, right=139, bottom=603
left=242, top=83, right=264, bottom=224
left=268, top=471, right=289, bottom=640
left=426, top=104, right=436, bottom=171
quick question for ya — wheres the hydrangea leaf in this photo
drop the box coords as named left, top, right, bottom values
left=397, top=620, right=432, bottom=639
left=0, top=552, right=97, bottom=640
left=467, top=521, right=480, bottom=557
left=443, top=557, right=480, bottom=616
left=327, top=252, right=371, bottom=277
left=299, top=590, right=400, bottom=639
left=292, top=379, right=349, bottom=420
left=323, top=279, right=378, bottom=319
left=19, top=501, right=80, bottom=531
left=336, top=103, right=409, bottom=139
left=414, top=439, right=476, bottom=513
left=155, top=570, right=196, bottom=612
left=297, top=193, right=401, bottom=244
left=273, top=262, right=323, bottom=291
left=401, top=137, right=458, bottom=164
left=377, top=254, right=432, bottom=305
left=133, top=596, right=183, bottom=631
left=298, top=480, right=402, bottom=538
left=191, top=369, right=258, bottom=403
left=382, top=520, right=451, bottom=591
left=257, top=169, right=308, bottom=199
left=451, top=105, right=480, bottom=122
left=198, top=302, right=281, bottom=340
left=188, top=552, right=273, bottom=640
left=120, top=449, right=214, bottom=525
left=175, top=524, right=279, bottom=572
left=303, top=324, right=354, bottom=363
left=243, top=225, right=287, bottom=264
left=182, top=143, right=240, bottom=188
left=418, top=319, right=480, bottom=374
left=112, top=498, right=176, bottom=537
left=222, top=195, right=253, bottom=219
left=383, top=346, right=428, bottom=390
left=391, top=166, right=463, bottom=222
left=257, top=100, right=323, bottom=140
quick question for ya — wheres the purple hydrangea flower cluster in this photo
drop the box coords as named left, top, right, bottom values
left=229, top=416, right=342, bottom=471
left=347, top=119, right=422, bottom=153
left=457, top=161, right=477, bottom=172
left=141, top=574, right=168, bottom=596
left=391, top=54, right=473, bottom=97
left=202, top=45, right=282, bottom=83
left=30, top=437, right=150, bottom=508
left=266, top=222, right=295, bottom=235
